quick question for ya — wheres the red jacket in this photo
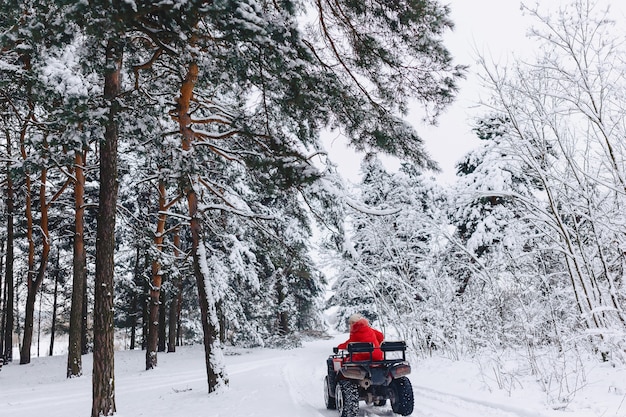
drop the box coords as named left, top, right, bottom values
left=337, top=319, right=384, bottom=361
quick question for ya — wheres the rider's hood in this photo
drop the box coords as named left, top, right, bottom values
left=350, top=318, right=369, bottom=332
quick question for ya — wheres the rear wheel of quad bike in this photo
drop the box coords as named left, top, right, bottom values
left=390, top=376, right=414, bottom=416
left=335, top=380, right=359, bottom=417
left=324, top=375, right=336, bottom=409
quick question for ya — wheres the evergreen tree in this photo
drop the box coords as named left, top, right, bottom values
left=329, top=155, right=444, bottom=340
left=1, top=0, right=464, bottom=409
left=447, top=115, right=540, bottom=295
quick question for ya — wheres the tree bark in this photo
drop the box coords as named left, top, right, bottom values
left=191, top=240, right=224, bottom=391
left=167, top=289, right=180, bottom=352
left=68, top=150, right=87, bottom=377
left=146, top=181, right=167, bottom=369
left=3, top=149, right=14, bottom=364
left=92, top=39, right=122, bottom=417
left=176, top=61, right=227, bottom=392
left=18, top=97, right=36, bottom=364
left=142, top=264, right=149, bottom=350
left=158, top=291, right=166, bottom=352
left=167, top=230, right=182, bottom=352
left=49, top=252, right=59, bottom=357
left=0, top=227, right=3, bottom=365
left=81, top=280, right=89, bottom=355
left=20, top=162, right=50, bottom=365
left=130, top=246, right=140, bottom=350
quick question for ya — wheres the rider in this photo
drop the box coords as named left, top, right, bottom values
left=337, top=313, right=384, bottom=361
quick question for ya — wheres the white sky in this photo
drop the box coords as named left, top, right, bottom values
left=325, top=0, right=626, bottom=185
left=323, top=1, right=532, bottom=184
left=416, top=0, right=534, bottom=184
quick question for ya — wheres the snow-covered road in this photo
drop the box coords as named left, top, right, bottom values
left=0, top=336, right=579, bottom=417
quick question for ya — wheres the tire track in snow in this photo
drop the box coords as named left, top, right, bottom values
left=412, top=386, right=551, bottom=417
left=282, top=341, right=338, bottom=417
left=279, top=335, right=545, bottom=417
left=1, top=339, right=556, bottom=417
left=282, top=346, right=335, bottom=417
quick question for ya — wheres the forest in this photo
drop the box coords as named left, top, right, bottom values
left=1, top=0, right=626, bottom=415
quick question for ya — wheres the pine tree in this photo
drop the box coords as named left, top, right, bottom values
left=0, top=0, right=464, bottom=406
left=329, top=155, right=444, bottom=339
left=447, top=115, right=540, bottom=295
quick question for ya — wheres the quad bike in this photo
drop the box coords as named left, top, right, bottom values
left=324, top=341, right=414, bottom=417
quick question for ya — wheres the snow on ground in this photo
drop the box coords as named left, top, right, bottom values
left=2, top=334, right=626, bottom=417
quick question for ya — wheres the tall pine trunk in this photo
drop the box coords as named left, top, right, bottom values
left=142, top=266, right=149, bottom=351
left=17, top=53, right=52, bottom=365
left=18, top=87, right=36, bottom=364
left=158, top=291, right=167, bottom=352
left=20, top=163, right=50, bottom=365
left=146, top=181, right=167, bottom=369
left=3, top=146, right=14, bottom=364
left=0, top=226, right=3, bottom=365
left=176, top=61, right=227, bottom=392
left=167, top=230, right=182, bottom=353
left=81, top=282, right=89, bottom=355
left=68, top=150, right=87, bottom=377
left=48, top=251, right=59, bottom=357
left=130, top=246, right=140, bottom=350
left=167, top=290, right=180, bottom=352
left=92, top=39, right=121, bottom=417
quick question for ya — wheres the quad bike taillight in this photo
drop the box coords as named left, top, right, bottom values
left=389, top=363, right=411, bottom=378
left=339, top=365, right=366, bottom=380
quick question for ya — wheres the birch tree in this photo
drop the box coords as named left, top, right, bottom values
left=477, top=0, right=626, bottom=359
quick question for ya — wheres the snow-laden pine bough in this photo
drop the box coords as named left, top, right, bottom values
left=324, top=341, right=414, bottom=417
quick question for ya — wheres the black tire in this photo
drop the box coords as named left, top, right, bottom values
left=390, top=377, right=414, bottom=416
left=324, top=375, right=336, bottom=409
left=336, top=380, right=359, bottom=417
